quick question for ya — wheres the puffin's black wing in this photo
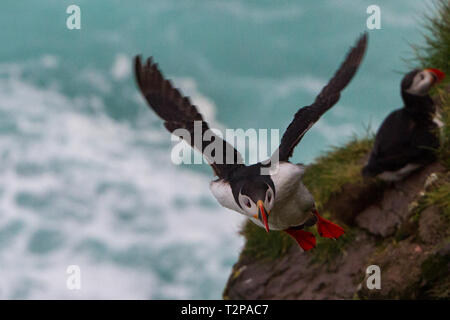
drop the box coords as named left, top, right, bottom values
left=134, top=56, right=244, bottom=178
left=275, top=33, right=368, bottom=162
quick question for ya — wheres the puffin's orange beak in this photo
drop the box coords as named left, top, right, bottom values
left=426, top=68, right=446, bottom=83
left=257, top=200, right=270, bottom=233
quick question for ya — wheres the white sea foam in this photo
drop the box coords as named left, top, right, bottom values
left=273, top=76, right=326, bottom=98
left=111, top=54, right=131, bottom=81
left=314, top=120, right=358, bottom=144
left=40, top=55, right=59, bottom=69
left=79, top=69, right=112, bottom=93
left=0, top=68, right=244, bottom=299
left=212, top=1, right=302, bottom=23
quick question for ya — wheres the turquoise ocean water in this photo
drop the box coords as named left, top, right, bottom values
left=0, top=0, right=432, bottom=298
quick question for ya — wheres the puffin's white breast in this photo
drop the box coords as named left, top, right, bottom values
left=268, top=162, right=315, bottom=230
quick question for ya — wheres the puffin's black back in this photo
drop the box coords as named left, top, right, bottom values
left=363, top=108, right=439, bottom=176
left=363, top=70, right=439, bottom=177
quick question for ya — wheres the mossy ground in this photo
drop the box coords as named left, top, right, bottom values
left=239, top=221, right=293, bottom=261
left=302, top=136, right=373, bottom=209
left=415, top=173, right=450, bottom=221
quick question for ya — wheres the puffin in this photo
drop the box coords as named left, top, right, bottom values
left=134, top=33, right=368, bottom=251
left=362, top=68, right=446, bottom=181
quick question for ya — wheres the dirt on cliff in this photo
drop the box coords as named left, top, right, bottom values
left=223, top=162, right=450, bottom=300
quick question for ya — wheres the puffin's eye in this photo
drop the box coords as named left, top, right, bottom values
left=267, top=192, right=272, bottom=202
left=245, top=198, right=251, bottom=208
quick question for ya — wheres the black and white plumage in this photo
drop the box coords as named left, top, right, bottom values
left=134, top=33, right=368, bottom=251
left=362, top=68, right=446, bottom=182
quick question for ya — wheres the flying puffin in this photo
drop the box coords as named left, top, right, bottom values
left=134, top=34, right=368, bottom=251
left=362, top=68, right=446, bottom=181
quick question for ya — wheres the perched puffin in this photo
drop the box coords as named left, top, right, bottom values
left=134, top=34, right=368, bottom=251
left=362, top=68, right=446, bottom=181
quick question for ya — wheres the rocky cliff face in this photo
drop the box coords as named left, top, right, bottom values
left=223, top=162, right=450, bottom=299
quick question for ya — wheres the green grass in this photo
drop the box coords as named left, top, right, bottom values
left=412, top=0, right=450, bottom=168
left=436, top=89, right=450, bottom=169
left=240, top=220, right=293, bottom=261
left=415, top=173, right=450, bottom=221
left=302, top=135, right=373, bottom=209
left=412, top=0, right=450, bottom=80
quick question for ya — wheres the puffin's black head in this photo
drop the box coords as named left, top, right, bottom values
left=232, top=175, right=275, bottom=233
left=401, top=68, right=445, bottom=99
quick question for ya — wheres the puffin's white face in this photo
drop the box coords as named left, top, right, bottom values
left=238, top=186, right=274, bottom=215
left=405, top=69, right=438, bottom=96
left=238, top=184, right=275, bottom=232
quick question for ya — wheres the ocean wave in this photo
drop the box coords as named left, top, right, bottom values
left=314, top=120, right=358, bottom=145
left=211, top=0, right=303, bottom=23
left=0, top=68, right=244, bottom=299
left=111, top=54, right=131, bottom=81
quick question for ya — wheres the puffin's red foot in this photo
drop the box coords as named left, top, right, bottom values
left=284, top=228, right=316, bottom=251
left=314, top=210, right=345, bottom=239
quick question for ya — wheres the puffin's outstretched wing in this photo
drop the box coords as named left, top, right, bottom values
left=134, top=56, right=244, bottom=178
left=275, top=33, right=368, bottom=162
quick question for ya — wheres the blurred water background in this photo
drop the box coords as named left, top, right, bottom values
left=0, top=0, right=432, bottom=298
